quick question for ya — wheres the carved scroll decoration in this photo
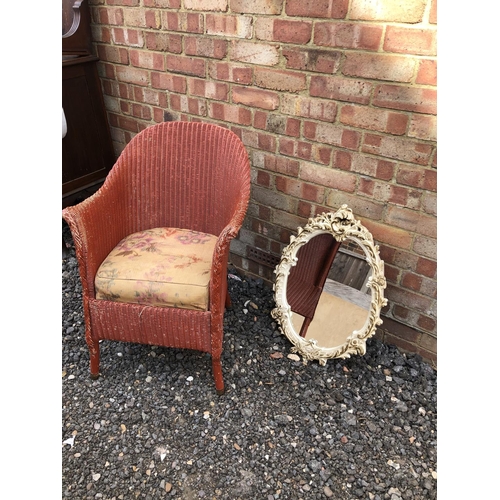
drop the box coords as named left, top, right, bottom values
left=62, top=1, right=83, bottom=38
left=271, top=205, right=388, bottom=365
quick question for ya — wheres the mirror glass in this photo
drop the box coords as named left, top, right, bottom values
left=272, top=205, right=387, bottom=364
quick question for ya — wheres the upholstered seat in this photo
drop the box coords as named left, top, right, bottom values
left=95, top=228, right=217, bottom=310
left=62, top=121, right=250, bottom=394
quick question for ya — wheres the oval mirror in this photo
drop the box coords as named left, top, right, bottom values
left=272, top=205, right=387, bottom=364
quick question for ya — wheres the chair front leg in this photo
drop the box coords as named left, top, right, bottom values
left=212, top=355, right=225, bottom=395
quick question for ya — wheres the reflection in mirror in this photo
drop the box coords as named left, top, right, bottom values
left=272, top=205, right=387, bottom=364
left=290, top=235, right=372, bottom=349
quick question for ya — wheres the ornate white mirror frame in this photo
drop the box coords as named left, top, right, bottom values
left=271, top=205, right=388, bottom=365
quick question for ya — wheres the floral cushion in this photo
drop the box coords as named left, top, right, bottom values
left=95, top=228, right=217, bottom=311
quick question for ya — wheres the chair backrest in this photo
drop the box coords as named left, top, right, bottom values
left=103, top=121, right=251, bottom=236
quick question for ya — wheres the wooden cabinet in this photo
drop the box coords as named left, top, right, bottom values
left=62, top=0, right=115, bottom=207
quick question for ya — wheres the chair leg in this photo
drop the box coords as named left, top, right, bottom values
left=212, top=356, right=225, bottom=395
left=225, top=290, right=232, bottom=309
left=89, top=344, right=100, bottom=380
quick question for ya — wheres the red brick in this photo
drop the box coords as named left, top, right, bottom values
left=254, top=68, right=306, bottom=92
left=117, top=114, right=140, bottom=133
left=97, top=62, right=115, bottom=80
left=130, top=49, right=165, bottom=70
left=286, top=118, right=301, bottom=137
left=396, top=165, right=425, bottom=189
left=163, top=12, right=203, bottom=33
left=230, top=0, right=283, bottom=14
left=416, top=59, right=437, bottom=86
left=151, top=72, right=186, bottom=92
left=424, top=169, right=436, bottom=191
left=131, top=103, right=152, bottom=120
left=310, top=75, right=372, bottom=104
left=232, top=87, right=279, bottom=110
left=256, top=170, right=271, bottom=187
left=188, top=78, right=229, bottom=100
left=350, top=0, right=426, bottom=23
left=98, top=7, right=124, bottom=25
left=326, top=192, right=385, bottom=220
left=145, top=10, right=160, bottom=28
left=343, top=53, right=415, bottom=83
left=385, top=206, right=436, bottom=238
left=393, top=305, right=410, bottom=321
left=185, top=37, right=227, bottom=59
left=264, top=154, right=300, bottom=177
left=185, top=0, right=228, bottom=10
left=166, top=54, right=206, bottom=77
left=259, top=205, right=272, bottom=221
left=143, top=0, right=181, bottom=6
left=169, top=94, right=207, bottom=116
left=362, top=134, right=432, bottom=166
left=253, top=111, right=268, bottom=130
left=119, top=100, right=129, bottom=114
left=304, top=121, right=361, bottom=150
left=373, top=85, right=437, bottom=114
left=297, top=200, right=314, bottom=218
left=279, top=138, right=301, bottom=158
left=300, top=162, right=357, bottom=192
left=91, top=26, right=111, bottom=43
left=334, top=151, right=351, bottom=170
left=123, top=8, right=150, bottom=27
left=106, top=0, right=140, bottom=5
left=281, top=95, right=337, bottom=122
left=314, top=22, right=383, bottom=51
left=206, top=14, right=252, bottom=38
left=429, top=0, right=437, bottom=24
left=416, top=257, right=436, bottom=279
left=361, top=220, right=413, bottom=249
left=409, top=115, right=437, bottom=142
left=384, top=27, right=437, bottom=56
left=111, top=28, right=144, bottom=47
left=208, top=62, right=253, bottom=84
left=209, top=102, right=252, bottom=125
left=386, top=284, right=433, bottom=314
left=133, top=87, right=160, bottom=106
left=340, top=104, right=408, bottom=135
left=412, top=235, right=436, bottom=260
left=258, top=133, right=276, bottom=152
left=276, top=178, right=325, bottom=204
left=286, top=0, right=348, bottom=18
left=383, top=264, right=400, bottom=285
left=417, top=315, right=436, bottom=333
left=145, top=32, right=182, bottom=53
left=252, top=185, right=294, bottom=212
left=402, top=271, right=423, bottom=292
left=282, top=48, right=341, bottom=74
left=421, top=192, right=436, bottom=217
left=231, top=40, right=280, bottom=66
left=115, top=65, right=149, bottom=86
left=258, top=19, right=312, bottom=44
left=97, top=45, right=129, bottom=64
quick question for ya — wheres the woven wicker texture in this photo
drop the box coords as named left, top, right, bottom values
left=287, top=233, right=341, bottom=337
left=62, top=121, right=251, bottom=394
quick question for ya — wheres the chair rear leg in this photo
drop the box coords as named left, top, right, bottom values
left=212, top=356, right=225, bottom=395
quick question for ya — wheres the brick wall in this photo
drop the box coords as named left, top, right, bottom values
left=88, top=0, right=437, bottom=365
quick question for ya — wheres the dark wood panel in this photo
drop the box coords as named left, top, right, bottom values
left=62, top=56, right=115, bottom=200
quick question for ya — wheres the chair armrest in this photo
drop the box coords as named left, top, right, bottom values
left=62, top=180, right=130, bottom=298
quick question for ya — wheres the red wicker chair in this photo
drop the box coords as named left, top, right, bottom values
left=62, top=121, right=251, bottom=394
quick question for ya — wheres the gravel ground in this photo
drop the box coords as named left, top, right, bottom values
left=62, top=224, right=437, bottom=500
